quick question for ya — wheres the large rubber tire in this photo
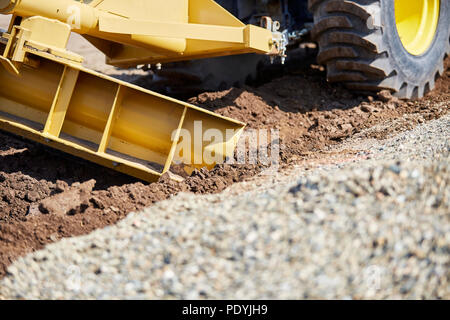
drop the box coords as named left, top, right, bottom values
left=308, top=0, right=450, bottom=99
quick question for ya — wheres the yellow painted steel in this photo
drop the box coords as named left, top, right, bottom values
left=0, top=17, right=245, bottom=182
left=0, top=0, right=277, bottom=67
left=0, top=0, right=283, bottom=181
left=395, top=0, right=440, bottom=55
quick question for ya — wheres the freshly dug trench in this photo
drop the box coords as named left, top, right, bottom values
left=0, top=58, right=448, bottom=278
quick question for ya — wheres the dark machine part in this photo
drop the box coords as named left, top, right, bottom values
left=218, top=0, right=312, bottom=34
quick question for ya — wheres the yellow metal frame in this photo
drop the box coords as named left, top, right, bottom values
left=0, top=17, right=245, bottom=182
left=1, top=0, right=279, bottom=67
left=395, top=0, right=440, bottom=55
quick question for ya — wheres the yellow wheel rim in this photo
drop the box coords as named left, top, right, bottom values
left=395, top=0, right=440, bottom=55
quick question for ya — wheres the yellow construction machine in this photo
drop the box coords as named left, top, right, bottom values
left=0, top=0, right=449, bottom=182
left=0, top=0, right=288, bottom=182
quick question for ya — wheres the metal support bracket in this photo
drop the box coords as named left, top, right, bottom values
left=261, top=16, right=288, bottom=64
left=0, top=25, right=29, bottom=75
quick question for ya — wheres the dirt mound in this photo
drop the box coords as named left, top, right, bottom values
left=0, top=58, right=448, bottom=277
left=0, top=140, right=264, bottom=276
left=190, top=60, right=449, bottom=162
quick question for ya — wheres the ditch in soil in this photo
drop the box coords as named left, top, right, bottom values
left=0, top=57, right=448, bottom=278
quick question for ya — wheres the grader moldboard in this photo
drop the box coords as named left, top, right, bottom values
left=0, top=0, right=449, bottom=182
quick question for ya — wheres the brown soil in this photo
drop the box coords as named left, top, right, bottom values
left=190, top=60, right=449, bottom=163
left=0, top=57, right=448, bottom=278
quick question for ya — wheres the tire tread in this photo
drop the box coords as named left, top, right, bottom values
left=309, top=0, right=447, bottom=98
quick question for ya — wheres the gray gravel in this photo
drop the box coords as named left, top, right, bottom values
left=0, top=115, right=449, bottom=300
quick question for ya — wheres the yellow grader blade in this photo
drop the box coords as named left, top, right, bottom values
left=0, top=17, right=245, bottom=182
left=0, top=0, right=286, bottom=181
